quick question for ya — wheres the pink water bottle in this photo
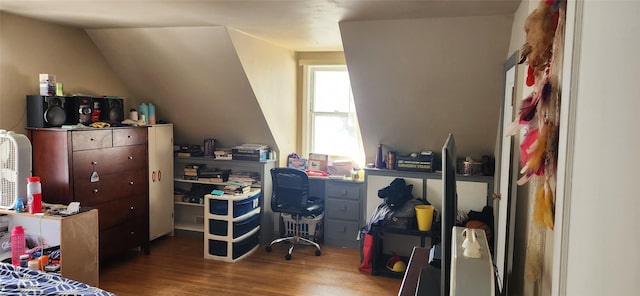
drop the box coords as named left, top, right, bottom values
left=11, top=226, right=25, bottom=266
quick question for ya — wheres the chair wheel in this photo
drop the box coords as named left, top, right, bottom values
left=266, top=246, right=272, bottom=252
left=285, top=254, right=292, bottom=260
left=315, top=249, right=321, bottom=256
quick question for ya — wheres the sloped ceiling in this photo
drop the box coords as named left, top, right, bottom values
left=86, top=26, right=282, bottom=151
left=341, top=15, right=513, bottom=161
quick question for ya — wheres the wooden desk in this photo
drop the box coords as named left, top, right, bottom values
left=0, top=209, right=99, bottom=286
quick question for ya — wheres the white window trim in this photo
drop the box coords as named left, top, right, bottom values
left=301, top=64, right=365, bottom=166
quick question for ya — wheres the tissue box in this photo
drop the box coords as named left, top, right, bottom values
left=288, top=158, right=307, bottom=170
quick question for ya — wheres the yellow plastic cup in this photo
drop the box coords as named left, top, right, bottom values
left=415, top=205, right=434, bottom=231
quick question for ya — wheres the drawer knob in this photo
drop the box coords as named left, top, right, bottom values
left=93, top=188, right=99, bottom=193
left=130, top=231, right=135, bottom=235
left=341, top=226, right=346, bottom=232
left=127, top=135, right=132, bottom=138
left=90, top=138, right=96, bottom=142
left=128, top=156, right=133, bottom=160
left=341, top=190, right=348, bottom=196
left=129, top=181, right=134, bottom=185
left=341, top=204, right=347, bottom=211
left=130, top=206, right=134, bottom=210
left=91, top=161, right=98, bottom=165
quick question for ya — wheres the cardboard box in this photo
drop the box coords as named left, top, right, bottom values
left=308, top=153, right=328, bottom=171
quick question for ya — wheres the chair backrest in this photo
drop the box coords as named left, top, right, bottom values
left=270, top=168, right=309, bottom=215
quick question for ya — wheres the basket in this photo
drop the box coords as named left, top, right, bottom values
left=281, top=212, right=324, bottom=241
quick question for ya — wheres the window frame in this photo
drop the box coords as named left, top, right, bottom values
left=301, top=64, right=364, bottom=166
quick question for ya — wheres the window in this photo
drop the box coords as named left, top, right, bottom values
left=302, top=65, right=364, bottom=166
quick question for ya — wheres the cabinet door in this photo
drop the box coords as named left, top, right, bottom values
left=149, top=124, right=175, bottom=240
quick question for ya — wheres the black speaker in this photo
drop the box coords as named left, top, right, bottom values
left=98, top=97, right=124, bottom=123
left=66, top=96, right=93, bottom=125
left=26, top=95, right=67, bottom=128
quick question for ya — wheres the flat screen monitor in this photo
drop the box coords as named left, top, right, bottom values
left=441, top=133, right=457, bottom=296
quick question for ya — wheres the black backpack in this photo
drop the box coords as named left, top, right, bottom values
left=378, top=178, right=413, bottom=210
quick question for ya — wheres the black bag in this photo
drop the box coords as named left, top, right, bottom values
left=377, top=178, right=413, bottom=210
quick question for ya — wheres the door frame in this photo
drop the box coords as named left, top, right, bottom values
left=494, top=50, right=520, bottom=296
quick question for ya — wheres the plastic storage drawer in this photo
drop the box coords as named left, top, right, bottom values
left=207, top=231, right=260, bottom=260
left=209, top=214, right=260, bottom=238
left=209, top=191, right=260, bottom=217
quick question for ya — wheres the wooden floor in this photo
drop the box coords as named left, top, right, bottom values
left=99, top=235, right=401, bottom=296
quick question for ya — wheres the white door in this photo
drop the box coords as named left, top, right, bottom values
left=149, top=124, right=174, bottom=240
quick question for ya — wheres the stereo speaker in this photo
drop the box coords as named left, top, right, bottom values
left=98, top=98, right=125, bottom=123
left=66, top=96, right=93, bottom=125
left=26, top=95, right=67, bottom=128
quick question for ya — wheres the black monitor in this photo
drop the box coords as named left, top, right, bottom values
left=441, top=133, right=457, bottom=296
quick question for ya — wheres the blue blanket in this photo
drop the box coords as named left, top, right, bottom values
left=0, top=263, right=114, bottom=296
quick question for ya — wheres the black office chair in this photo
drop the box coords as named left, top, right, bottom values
left=265, top=168, right=324, bottom=260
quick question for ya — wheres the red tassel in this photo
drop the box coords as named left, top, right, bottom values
left=526, top=65, right=535, bottom=86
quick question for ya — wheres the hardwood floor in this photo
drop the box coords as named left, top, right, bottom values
left=99, top=235, right=401, bottom=296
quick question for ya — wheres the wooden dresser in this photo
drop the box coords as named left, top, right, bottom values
left=27, top=127, right=150, bottom=260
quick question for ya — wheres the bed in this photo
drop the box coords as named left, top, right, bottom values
left=0, top=263, right=114, bottom=295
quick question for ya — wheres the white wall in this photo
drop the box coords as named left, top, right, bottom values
left=228, top=29, right=297, bottom=167
left=558, top=1, right=640, bottom=295
left=0, top=12, right=134, bottom=132
left=87, top=27, right=278, bottom=149
left=340, top=16, right=513, bottom=163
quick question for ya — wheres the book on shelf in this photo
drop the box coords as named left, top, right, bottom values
left=198, top=177, right=225, bottom=183
left=223, top=184, right=251, bottom=195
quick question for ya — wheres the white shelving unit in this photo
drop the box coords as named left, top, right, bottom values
left=203, top=189, right=261, bottom=262
left=173, top=157, right=276, bottom=244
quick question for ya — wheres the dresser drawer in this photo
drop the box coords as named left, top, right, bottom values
left=326, top=198, right=360, bottom=221
left=100, top=217, right=147, bottom=258
left=325, top=220, right=360, bottom=243
left=71, top=130, right=113, bottom=151
left=96, top=195, right=147, bottom=230
left=327, top=182, right=361, bottom=200
left=73, top=145, right=146, bottom=178
left=74, top=169, right=147, bottom=206
left=113, top=128, right=147, bottom=146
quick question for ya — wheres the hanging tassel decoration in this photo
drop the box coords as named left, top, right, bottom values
left=533, top=179, right=554, bottom=230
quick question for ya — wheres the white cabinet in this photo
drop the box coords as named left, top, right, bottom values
left=148, top=124, right=174, bottom=241
left=203, top=190, right=261, bottom=262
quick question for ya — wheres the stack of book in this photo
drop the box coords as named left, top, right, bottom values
left=183, top=163, right=206, bottom=180
left=231, top=144, right=270, bottom=161
left=228, top=172, right=260, bottom=187
left=223, top=181, right=251, bottom=195
left=198, top=168, right=230, bottom=183
left=176, top=144, right=204, bottom=158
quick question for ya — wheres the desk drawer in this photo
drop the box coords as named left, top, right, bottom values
left=325, top=220, right=360, bottom=244
left=327, top=182, right=361, bottom=200
left=326, top=198, right=360, bottom=221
